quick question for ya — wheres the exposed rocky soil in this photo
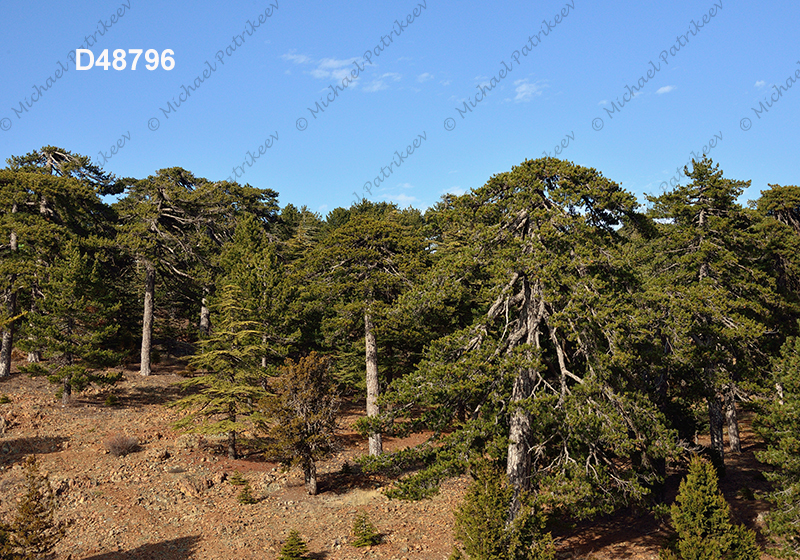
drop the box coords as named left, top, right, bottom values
left=0, top=358, right=779, bottom=559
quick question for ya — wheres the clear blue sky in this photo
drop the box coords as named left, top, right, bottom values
left=2, top=0, right=799, bottom=214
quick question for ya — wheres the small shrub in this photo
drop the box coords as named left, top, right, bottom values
left=665, top=455, right=759, bottom=560
left=103, top=433, right=139, bottom=457
left=104, top=394, right=119, bottom=407
left=453, top=461, right=555, bottom=560
left=237, top=482, right=257, bottom=504
left=1, top=456, right=66, bottom=559
left=0, top=394, right=11, bottom=404
left=351, top=511, right=381, bottom=547
left=278, top=529, right=309, bottom=560
left=228, top=471, right=247, bottom=486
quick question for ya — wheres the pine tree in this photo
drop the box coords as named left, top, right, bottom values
left=755, top=332, right=800, bottom=556
left=301, top=201, right=428, bottom=456
left=351, top=511, right=381, bottom=547
left=666, top=455, right=758, bottom=560
left=19, top=241, right=122, bottom=403
left=261, top=352, right=339, bottom=495
left=278, top=530, right=309, bottom=560
left=170, top=284, right=267, bottom=459
left=645, top=158, right=774, bottom=459
left=375, top=158, right=677, bottom=518
left=453, top=462, right=555, bottom=560
left=3, top=456, right=66, bottom=560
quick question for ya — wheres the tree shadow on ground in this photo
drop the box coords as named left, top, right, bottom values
left=81, top=535, right=201, bottom=559
left=0, top=435, right=69, bottom=467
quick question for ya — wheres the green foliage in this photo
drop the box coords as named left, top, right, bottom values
left=379, top=158, right=678, bottom=514
left=169, top=284, right=268, bottom=459
left=260, top=352, right=339, bottom=495
left=665, top=456, right=758, bottom=560
left=0, top=456, right=66, bottom=560
left=452, top=461, right=554, bottom=560
left=755, top=332, right=800, bottom=556
left=0, top=394, right=11, bottom=404
left=228, top=471, right=247, bottom=486
left=237, top=482, right=257, bottom=504
left=18, top=241, right=123, bottom=402
left=278, top=530, right=309, bottom=560
left=351, top=511, right=381, bottom=547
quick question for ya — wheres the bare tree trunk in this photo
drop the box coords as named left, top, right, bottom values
left=62, top=377, right=71, bottom=405
left=261, top=334, right=268, bottom=368
left=227, top=430, right=237, bottom=459
left=199, top=296, right=210, bottom=335
left=304, top=460, right=318, bottom=495
left=507, top=367, right=534, bottom=518
left=1, top=226, right=18, bottom=378
left=365, top=311, right=382, bottom=456
left=724, top=384, right=741, bottom=453
left=140, top=262, right=155, bottom=376
left=708, top=394, right=725, bottom=461
left=507, top=277, right=540, bottom=521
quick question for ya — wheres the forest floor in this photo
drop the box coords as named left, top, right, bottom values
left=0, top=356, right=780, bottom=560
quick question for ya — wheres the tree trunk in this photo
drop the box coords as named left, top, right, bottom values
left=304, top=460, right=318, bottom=495
left=227, top=430, right=237, bottom=459
left=708, top=394, right=725, bottom=460
left=724, top=384, right=741, bottom=453
left=62, top=377, right=71, bottom=405
left=506, top=277, right=539, bottom=521
left=261, top=334, right=268, bottom=368
left=507, top=366, right=534, bottom=519
left=365, top=311, right=382, bottom=456
left=27, top=351, right=41, bottom=363
left=140, top=262, right=155, bottom=376
left=0, top=226, right=18, bottom=378
left=199, top=296, right=210, bottom=335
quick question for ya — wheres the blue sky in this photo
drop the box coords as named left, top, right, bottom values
left=1, top=0, right=799, bottom=215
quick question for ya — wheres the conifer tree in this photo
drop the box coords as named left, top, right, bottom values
left=170, top=284, right=267, bottom=459
left=20, top=241, right=122, bottom=403
left=2, top=456, right=66, bottom=560
left=261, top=352, right=339, bottom=495
left=645, top=157, right=773, bottom=458
left=755, top=332, right=800, bottom=556
left=375, top=158, right=677, bottom=520
left=278, top=530, right=309, bottom=560
left=301, top=202, right=427, bottom=456
left=665, top=455, right=758, bottom=560
left=453, top=461, right=554, bottom=560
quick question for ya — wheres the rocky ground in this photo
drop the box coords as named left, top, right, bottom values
left=0, top=358, right=779, bottom=559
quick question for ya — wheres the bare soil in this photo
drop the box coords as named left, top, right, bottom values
left=0, top=358, right=779, bottom=559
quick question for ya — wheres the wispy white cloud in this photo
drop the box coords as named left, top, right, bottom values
left=363, top=72, right=402, bottom=92
left=417, top=72, right=434, bottom=83
left=397, top=182, right=415, bottom=189
left=440, top=79, right=452, bottom=86
left=598, top=99, right=608, bottom=106
left=656, top=85, right=676, bottom=95
left=755, top=80, right=766, bottom=88
left=281, top=52, right=312, bottom=65
left=513, top=79, right=547, bottom=102
left=282, top=52, right=364, bottom=84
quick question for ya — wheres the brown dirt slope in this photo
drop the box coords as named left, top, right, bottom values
left=0, top=362, right=780, bottom=560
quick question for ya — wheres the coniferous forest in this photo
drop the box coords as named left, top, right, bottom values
left=2, top=146, right=800, bottom=559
